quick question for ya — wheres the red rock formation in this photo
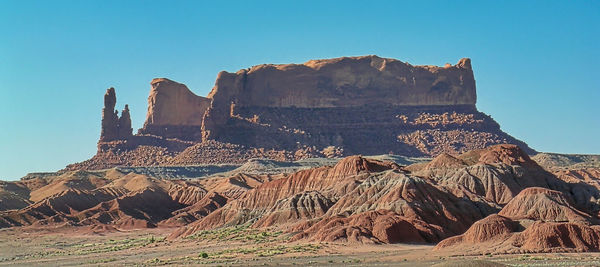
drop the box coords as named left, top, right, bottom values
left=167, top=156, right=399, bottom=238
left=425, top=153, right=466, bottom=168
left=435, top=186, right=600, bottom=254
left=206, top=56, right=475, bottom=109
left=322, top=170, right=496, bottom=236
left=144, top=78, right=211, bottom=127
left=291, top=210, right=441, bottom=244
left=476, top=144, right=538, bottom=167
left=202, top=56, right=477, bottom=140
left=553, top=168, right=600, bottom=183
left=512, top=222, right=600, bottom=252
left=118, top=104, right=132, bottom=139
left=412, top=144, right=561, bottom=205
left=197, top=56, right=532, bottom=156
left=434, top=214, right=517, bottom=249
left=498, top=187, right=593, bottom=224
left=436, top=219, right=600, bottom=254
left=140, top=78, right=211, bottom=140
left=0, top=173, right=204, bottom=229
left=74, top=56, right=537, bottom=170
left=99, top=87, right=132, bottom=142
left=4, top=145, right=600, bottom=253
left=100, top=88, right=119, bottom=141
left=160, top=192, right=227, bottom=227
left=252, top=191, right=333, bottom=228
left=168, top=154, right=502, bottom=240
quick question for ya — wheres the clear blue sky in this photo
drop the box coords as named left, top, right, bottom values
left=1, top=0, right=598, bottom=180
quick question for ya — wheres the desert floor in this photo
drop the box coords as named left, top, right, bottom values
left=1, top=226, right=599, bottom=266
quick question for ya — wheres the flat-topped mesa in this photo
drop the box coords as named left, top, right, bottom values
left=99, top=88, right=132, bottom=142
left=138, top=78, right=211, bottom=140
left=140, top=56, right=476, bottom=140
left=81, top=55, right=534, bottom=168
left=209, top=55, right=476, bottom=109
left=203, top=55, right=477, bottom=140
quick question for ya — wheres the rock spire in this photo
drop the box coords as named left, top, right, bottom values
left=100, top=87, right=132, bottom=142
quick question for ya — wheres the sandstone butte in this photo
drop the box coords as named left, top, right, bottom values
left=66, top=55, right=534, bottom=170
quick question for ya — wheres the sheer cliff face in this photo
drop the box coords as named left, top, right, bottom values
left=142, top=56, right=476, bottom=135
left=202, top=55, right=477, bottom=142
left=143, top=78, right=211, bottom=127
left=207, top=55, right=476, bottom=110
left=89, top=55, right=533, bottom=166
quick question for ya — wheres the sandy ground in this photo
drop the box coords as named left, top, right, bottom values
left=1, top=226, right=600, bottom=266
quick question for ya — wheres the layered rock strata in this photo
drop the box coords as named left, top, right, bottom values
left=200, top=56, right=477, bottom=141
left=8, top=145, right=599, bottom=253
left=78, top=55, right=534, bottom=170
